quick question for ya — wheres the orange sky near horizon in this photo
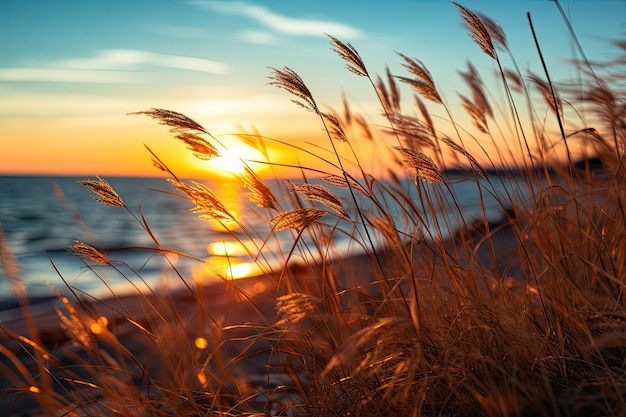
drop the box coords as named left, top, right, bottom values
left=1, top=109, right=396, bottom=180
left=1, top=111, right=321, bottom=179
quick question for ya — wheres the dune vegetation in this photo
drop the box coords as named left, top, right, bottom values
left=1, top=1, right=625, bottom=416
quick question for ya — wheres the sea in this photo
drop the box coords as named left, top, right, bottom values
left=0, top=174, right=527, bottom=309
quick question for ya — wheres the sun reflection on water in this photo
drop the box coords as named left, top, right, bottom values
left=190, top=178, right=277, bottom=283
left=207, top=240, right=251, bottom=257
left=203, top=179, right=244, bottom=232
left=193, top=256, right=263, bottom=282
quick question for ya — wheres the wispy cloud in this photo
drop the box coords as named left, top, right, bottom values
left=193, top=1, right=362, bottom=39
left=0, top=68, right=138, bottom=84
left=239, top=30, right=275, bottom=45
left=0, top=90, right=300, bottom=123
left=0, top=49, right=229, bottom=83
left=61, top=49, right=228, bottom=73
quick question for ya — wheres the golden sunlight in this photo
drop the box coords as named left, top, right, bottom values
left=207, top=239, right=262, bottom=257
left=194, top=337, right=208, bottom=349
left=89, top=316, right=109, bottom=335
left=204, top=141, right=267, bottom=176
left=193, top=257, right=263, bottom=282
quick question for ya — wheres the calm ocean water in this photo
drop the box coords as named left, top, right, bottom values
left=0, top=174, right=521, bottom=308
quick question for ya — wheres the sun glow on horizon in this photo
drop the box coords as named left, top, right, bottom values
left=202, top=141, right=267, bottom=176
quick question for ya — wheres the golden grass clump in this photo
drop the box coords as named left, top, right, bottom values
left=2, top=1, right=625, bottom=416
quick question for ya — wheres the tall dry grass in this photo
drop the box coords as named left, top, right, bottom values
left=2, top=1, right=625, bottom=416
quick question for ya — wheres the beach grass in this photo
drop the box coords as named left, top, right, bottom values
left=1, top=1, right=625, bottom=416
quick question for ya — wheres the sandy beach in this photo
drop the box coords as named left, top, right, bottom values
left=0, top=214, right=522, bottom=416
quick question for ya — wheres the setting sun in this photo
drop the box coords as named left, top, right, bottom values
left=203, top=141, right=267, bottom=176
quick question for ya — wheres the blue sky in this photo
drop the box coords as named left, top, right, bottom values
left=0, top=0, right=624, bottom=176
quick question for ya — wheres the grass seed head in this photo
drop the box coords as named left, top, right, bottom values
left=393, top=146, right=444, bottom=183
left=77, top=176, right=126, bottom=208
left=271, top=207, right=327, bottom=231
left=453, top=1, right=497, bottom=59
left=68, top=240, right=111, bottom=265
left=396, top=53, right=442, bottom=104
left=242, top=166, right=278, bottom=210
left=328, top=34, right=368, bottom=77
left=268, top=66, right=319, bottom=114
left=290, top=181, right=349, bottom=217
left=132, top=108, right=209, bottom=134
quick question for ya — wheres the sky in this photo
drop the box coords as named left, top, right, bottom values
left=0, top=0, right=624, bottom=178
